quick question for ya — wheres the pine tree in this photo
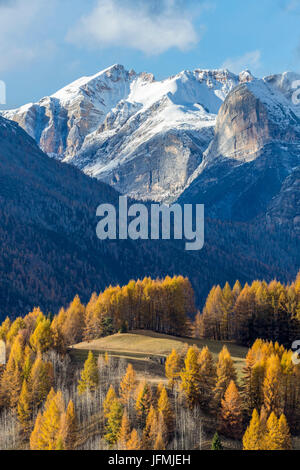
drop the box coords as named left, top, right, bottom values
left=154, top=431, right=166, bottom=450
left=220, top=282, right=234, bottom=340
left=30, top=412, right=43, bottom=450
left=156, top=382, right=165, bottom=402
left=242, top=348, right=256, bottom=416
left=157, top=411, right=168, bottom=443
left=51, top=308, right=67, bottom=354
left=142, top=405, right=158, bottom=449
left=6, top=318, right=25, bottom=345
left=60, top=400, right=77, bottom=450
left=30, top=389, right=65, bottom=450
left=104, top=352, right=110, bottom=365
left=23, top=346, right=34, bottom=381
left=180, top=346, right=201, bottom=408
left=119, top=364, right=137, bottom=404
left=30, top=318, right=53, bottom=353
left=17, top=379, right=32, bottom=435
left=219, top=381, right=243, bottom=439
left=213, top=346, right=237, bottom=412
left=104, top=399, right=123, bottom=446
left=157, top=386, right=174, bottom=434
left=277, top=414, right=292, bottom=450
left=40, top=390, right=65, bottom=450
left=197, top=346, right=216, bottom=410
left=118, top=409, right=131, bottom=450
left=265, top=412, right=280, bottom=450
left=61, top=295, right=85, bottom=345
left=135, top=381, right=153, bottom=424
left=103, top=385, right=117, bottom=418
left=211, top=432, right=223, bottom=450
left=0, top=317, right=11, bottom=341
left=0, top=334, right=24, bottom=408
left=56, top=436, right=65, bottom=450
left=30, top=353, right=54, bottom=408
left=165, top=349, right=181, bottom=389
left=77, top=351, right=99, bottom=395
left=126, top=429, right=141, bottom=450
left=263, top=355, right=283, bottom=416
left=242, top=409, right=262, bottom=450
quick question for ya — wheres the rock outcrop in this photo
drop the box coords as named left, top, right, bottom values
left=179, top=73, right=300, bottom=226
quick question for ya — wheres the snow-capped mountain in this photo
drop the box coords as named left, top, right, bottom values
left=3, top=64, right=248, bottom=201
left=1, top=113, right=298, bottom=317
left=3, top=65, right=300, bottom=223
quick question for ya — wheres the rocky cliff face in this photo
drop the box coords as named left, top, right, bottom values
left=204, top=75, right=300, bottom=164
left=179, top=72, right=300, bottom=227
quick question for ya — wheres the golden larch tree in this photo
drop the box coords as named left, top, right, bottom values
left=104, top=399, right=123, bottom=446
left=165, top=349, right=181, bottom=389
left=197, top=346, right=216, bottom=410
left=180, top=346, right=201, bottom=409
left=243, top=409, right=263, bottom=450
left=219, top=380, right=243, bottom=439
left=77, top=351, right=99, bottom=395
left=126, top=429, right=141, bottom=450
left=213, top=346, right=237, bottom=412
left=103, top=385, right=117, bottom=418
left=60, top=400, right=77, bottom=450
left=157, top=386, right=174, bottom=434
left=119, top=363, right=137, bottom=404
left=30, top=353, right=54, bottom=408
left=118, top=409, right=131, bottom=450
left=154, top=432, right=166, bottom=450
left=17, top=379, right=32, bottom=435
left=263, top=355, right=283, bottom=417
left=135, top=381, right=153, bottom=424
left=30, top=389, right=65, bottom=450
left=142, top=405, right=158, bottom=449
left=30, top=412, right=44, bottom=450
left=277, top=414, right=292, bottom=450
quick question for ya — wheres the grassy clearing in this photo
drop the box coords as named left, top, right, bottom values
left=70, top=330, right=247, bottom=379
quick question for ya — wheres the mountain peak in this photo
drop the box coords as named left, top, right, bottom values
left=50, top=64, right=135, bottom=104
left=239, top=70, right=254, bottom=83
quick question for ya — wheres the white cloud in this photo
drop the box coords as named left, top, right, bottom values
left=221, top=50, right=262, bottom=75
left=67, top=0, right=200, bottom=55
left=0, top=0, right=56, bottom=73
left=284, top=0, right=300, bottom=11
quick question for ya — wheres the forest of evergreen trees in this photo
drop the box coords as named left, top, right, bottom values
left=195, top=273, right=300, bottom=347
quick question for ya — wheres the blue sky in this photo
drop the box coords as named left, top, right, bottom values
left=1, top=0, right=300, bottom=108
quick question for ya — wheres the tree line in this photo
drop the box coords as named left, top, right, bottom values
left=194, top=272, right=300, bottom=346
left=0, top=275, right=194, bottom=357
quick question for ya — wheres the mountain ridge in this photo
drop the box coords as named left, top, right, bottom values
left=2, top=64, right=247, bottom=202
left=0, top=113, right=298, bottom=318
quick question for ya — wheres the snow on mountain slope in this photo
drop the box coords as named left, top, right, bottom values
left=3, top=64, right=243, bottom=201
left=179, top=71, right=300, bottom=228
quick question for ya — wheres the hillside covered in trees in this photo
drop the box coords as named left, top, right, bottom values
left=0, top=115, right=299, bottom=320
left=0, top=274, right=299, bottom=450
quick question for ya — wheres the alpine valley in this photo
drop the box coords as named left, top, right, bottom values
left=0, top=64, right=299, bottom=318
